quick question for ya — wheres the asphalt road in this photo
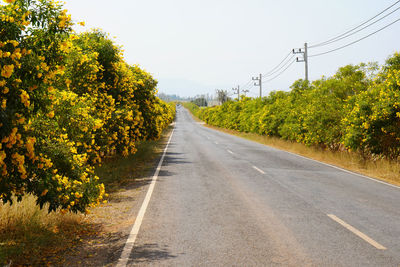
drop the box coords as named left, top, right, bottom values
left=125, top=105, right=400, bottom=266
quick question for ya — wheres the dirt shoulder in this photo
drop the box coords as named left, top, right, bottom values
left=61, top=127, right=173, bottom=266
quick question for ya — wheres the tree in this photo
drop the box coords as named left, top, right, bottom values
left=216, top=89, right=229, bottom=104
left=192, top=97, right=208, bottom=107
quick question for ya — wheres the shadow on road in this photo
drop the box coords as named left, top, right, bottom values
left=164, top=152, right=192, bottom=166
left=128, top=243, right=179, bottom=265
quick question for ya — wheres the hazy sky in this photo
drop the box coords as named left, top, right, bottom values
left=63, top=0, right=400, bottom=97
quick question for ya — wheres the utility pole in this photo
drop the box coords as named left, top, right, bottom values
left=252, top=74, right=262, bottom=98
left=293, top=42, right=308, bottom=81
left=304, top=42, right=308, bottom=82
left=232, top=85, right=240, bottom=101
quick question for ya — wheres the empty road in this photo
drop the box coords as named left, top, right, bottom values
left=122, top=106, right=400, bottom=266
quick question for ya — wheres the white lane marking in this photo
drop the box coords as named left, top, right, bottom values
left=215, top=141, right=219, bottom=144
left=327, top=214, right=386, bottom=250
left=283, top=150, right=400, bottom=190
left=227, top=149, right=234, bottom=155
left=252, top=165, right=266, bottom=174
left=117, top=129, right=175, bottom=267
left=206, top=136, right=210, bottom=140
left=201, top=123, right=400, bottom=190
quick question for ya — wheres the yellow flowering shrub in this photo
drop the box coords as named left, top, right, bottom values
left=0, top=0, right=104, bottom=213
left=344, top=54, right=400, bottom=159
left=0, top=0, right=175, bottom=213
left=199, top=54, right=400, bottom=160
left=60, top=30, right=175, bottom=160
left=130, top=65, right=175, bottom=140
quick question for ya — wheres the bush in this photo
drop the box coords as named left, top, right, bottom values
left=0, top=0, right=175, bottom=213
left=197, top=54, right=400, bottom=160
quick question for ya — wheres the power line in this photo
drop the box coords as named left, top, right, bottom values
left=263, top=54, right=296, bottom=78
left=263, top=59, right=296, bottom=83
left=262, top=50, right=293, bottom=77
left=241, top=79, right=253, bottom=90
left=248, top=91, right=258, bottom=97
left=243, top=82, right=254, bottom=91
left=309, top=0, right=400, bottom=48
left=309, top=17, right=400, bottom=58
left=227, top=2, right=400, bottom=96
left=310, top=6, right=400, bottom=48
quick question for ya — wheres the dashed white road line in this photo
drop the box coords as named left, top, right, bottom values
left=227, top=149, right=234, bottom=155
left=252, top=165, right=265, bottom=174
left=215, top=141, right=219, bottom=144
left=327, top=214, right=386, bottom=250
left=116, top=129, right=175, bottom=267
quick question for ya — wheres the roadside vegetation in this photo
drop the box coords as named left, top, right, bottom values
left=0, top=0, right=175, bottom=265
left=182, top=101, right=202, bottom=117
left=0, top=127, right=173, bottom=266
left=188, top=53, right=400, bottom=185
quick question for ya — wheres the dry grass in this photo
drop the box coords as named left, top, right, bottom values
left=95, top=127, right=172, bottom=193
left=0, top=126, right=174, bottom=266
left=205, top=125, right=400, bottom=186
left=0, top=194, right=94, bottom=266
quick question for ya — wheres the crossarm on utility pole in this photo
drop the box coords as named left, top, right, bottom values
left=293, top=43, right=308, bottom=82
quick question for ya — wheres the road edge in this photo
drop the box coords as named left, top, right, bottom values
left=116, top=126, right=175, bottom=267
left=183, top=107, right=400, bottom=190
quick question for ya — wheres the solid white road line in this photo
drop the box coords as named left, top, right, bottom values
left=327, top=214, right=386, bottom=250
left=283, top=150, right=400, bottom=190
left=252, top=165, right=266, bottom=174
left=116, top=129, right=175, bottom=267
left=202, top=121, right=399, bottom=190
left=227, top=149, right=234, bottom=155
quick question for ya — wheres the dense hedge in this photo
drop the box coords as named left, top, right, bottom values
left=199, top=53, right=400, bottom=160
left=0, top=0, right=175, bottom=213
left=182, top=102, right=201, bottom=117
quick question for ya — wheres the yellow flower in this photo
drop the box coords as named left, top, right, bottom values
left=1, top=65, right=14, bottom=78
left=12, top=152, right=26, bottom=178
left=9, top=40, right=19, bottom=47
left=48, top=111, right=55, bottom=118
left=3, top=0, right=16, bottom=4
left=20, top=90, right=30, bottom=107
left=59, top=41, right=71, bottom=53
left=16, top=117, right=25, bottom=124
left=26, top=137, right=36, bottom=159
left=78, top=21, right=85, bottom=26
left=0, top=150, right=6, bottom=166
